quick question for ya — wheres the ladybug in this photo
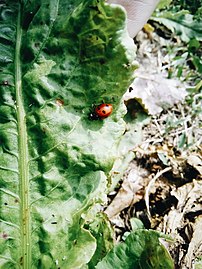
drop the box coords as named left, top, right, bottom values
left=89, top=103, right=113, bottom=120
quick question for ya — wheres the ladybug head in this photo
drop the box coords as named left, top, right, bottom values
left=88, top=111, right=100, bottom=121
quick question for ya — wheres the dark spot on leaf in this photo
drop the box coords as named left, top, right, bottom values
left=34, top=42, right=40, bottom=47
left=51, top=221, right=57, bottom=225
left=89, top=5, right=99, bottom=12
left=2, top=80, right=9, bottom=86
left=21, top=47, right=35, bottom=63
left=19, top=256, right=23, bottom=265
left=129, top=86, right=133, bottom=92
left=56, top=99, right=64, bottom=106
left=99, top=59, right=106, bottom=65
left=4, top=202, right=8, bottom=205
left=22, top=5, right=40, bottom=30
left=2, top=232, right=8, bottom=239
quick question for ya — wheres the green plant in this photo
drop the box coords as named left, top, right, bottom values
left=0, top=0, right=174, bottom=268
left=172, top=0, right=202, bottom=14
left=152, top=0, right=202, bottom=83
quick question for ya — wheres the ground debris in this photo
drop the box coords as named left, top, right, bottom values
left=106, top=28, right=202, bottom=268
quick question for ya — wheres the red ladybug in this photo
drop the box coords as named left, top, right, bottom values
left=89, top=103, right=113, bottom=120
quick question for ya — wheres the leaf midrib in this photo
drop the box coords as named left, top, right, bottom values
left=15, top=4, right=31, bottom=268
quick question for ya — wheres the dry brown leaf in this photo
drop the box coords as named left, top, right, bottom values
left=161, top=180, right=202, bottom=268
left=105, top=166, right=147, bottom=218
left=124, top=30, right=188, bottom=115
left=124, top=72, right=187, bottom=115
left=171, top=180, right=202, bottom=215
left=163, top=208, right=184, bottom=235
left=187, top=154, right=202, bottom=175
left=182, top=217, right=202, bottom=268
left=145, top=166, right=172, bottom=219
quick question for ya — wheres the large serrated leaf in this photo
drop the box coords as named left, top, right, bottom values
left=0, top=0, right=137, bottom=268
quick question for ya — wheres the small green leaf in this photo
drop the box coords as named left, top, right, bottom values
left=195, top=256, right=202, bottom=269
left=96, top=230, right=174, bottom=269
left=188, top=38, right=201, bottom=50
left=158, top=152, right=169, bottom=165
left=130, top=218, right=144, bottom=231
left=178, top=133, right=187, bottom=148
left=156, top=0, right=173, bottom=10
left=87, top=214, right=115, bottom=268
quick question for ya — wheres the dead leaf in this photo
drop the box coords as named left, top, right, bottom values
left=124, top=72, right=187, bottom=115
left=124, top=30, right=188, bottom=115
left=105, top=165, right=147, bottom=218
left=183, top=217, right=202, bottom=268
left=187, top=154, right=202, bottom=175
left=171, top=180, right=202, bottom=216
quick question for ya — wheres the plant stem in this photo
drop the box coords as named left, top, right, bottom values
left=15, top=3, right=31, bottom=269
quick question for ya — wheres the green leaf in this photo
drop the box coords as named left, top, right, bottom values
left=192, top=55, right=202, bottom=73
left=87, top=213, right=115, bottom=268
left=152, top=10, right=202, bottom=42
left=195, top=256, right=202, bottom=269
left=59, top=228, right=97, bottom=269
left=96, top=230, right=174, bottom=269
left=130, top=218, right=144, bottom=231
left=0, top=0, right=137, bottom=268
left=156, top=0, right=173, bottom=10
left=178, top=132, right=187, bottom=148
left=109, top=111, right=150, bottom=190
